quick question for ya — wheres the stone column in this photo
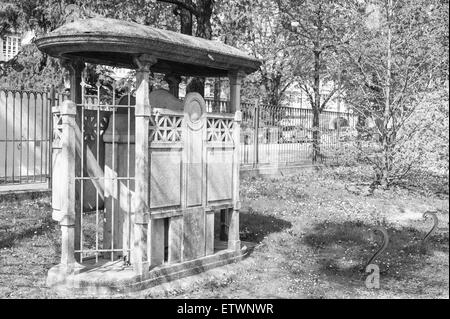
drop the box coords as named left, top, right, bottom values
left=253, top=100, right=260, bottom=168
left=228, top=70, right=245, bottom=251
left=132, top=54, right=157, bottom=276
left=62, top=58, right=84, bottom=105
left=58, top=100, right=81, bottom=272
left=164, top=73, right=182, bottom=98
left=62, top=58, right=84, bottom=261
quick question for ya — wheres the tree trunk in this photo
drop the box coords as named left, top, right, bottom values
left=186, top=77, right=205, bottom=97
left=195, top=0, right=213, bottom=39
left=312, top=49, right=321, bottom=163
left=381, top=0, right=393, bottom=189
left=356, top=114, right=366, bottom=162
left=190, top=0, right=214, bottom=97
left=312, top=108, right=320, bottom=163
left=174, top=2, right=205, bottom=97
left=179, top=8, right=193, bottom=35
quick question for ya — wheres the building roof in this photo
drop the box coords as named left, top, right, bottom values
left=35, top=18, right=261, bottom=77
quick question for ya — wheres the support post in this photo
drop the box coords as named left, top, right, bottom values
left=48, top=85, right=56, bottom=189
left=62, top=58, right=84, bottom=262
left=253, top=100, right=260, bottom=168
left=50, top=103, right=61, bottom=222
left=63, top=58, right=84, bottom=105
left=132, top=54, right=157, bottom=276
left=58, top=100, right=81, bottom=272
left=228, top=70, right=245, bottom=251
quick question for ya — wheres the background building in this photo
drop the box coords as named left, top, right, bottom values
left=0, top=33, right=21, bottom=62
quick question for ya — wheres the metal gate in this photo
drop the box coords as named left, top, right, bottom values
left=49, top=82, right=135, bottom=263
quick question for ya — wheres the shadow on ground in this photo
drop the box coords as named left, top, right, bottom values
left=0, top=191, right=50, bottom=203
left=0, top=216, right=56, bottom=249
left=0, top=196, right=55, bottom=249
left=239, top=208, right=292, bottom=243
left=295, top=220, right=449, bottom=293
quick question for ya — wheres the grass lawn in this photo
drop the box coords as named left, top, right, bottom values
left=0, top=166, right=448, bottom=299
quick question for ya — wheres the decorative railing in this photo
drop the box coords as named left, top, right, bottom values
left=149, top=112, right=183, bottom=143
left=51, top=106, right=63, bottom=148
left=206, top=116, right=234, bottom=143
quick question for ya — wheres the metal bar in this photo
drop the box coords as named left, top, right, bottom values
left=74, top=248, right=130, bottom=253
left=274, top=107, right=278, bottom=164
left=33, top=93, right=37, bottom=182
left=111, top=85, right=117, bottom=257
left=126, top=86, right=131, bottom=262
left=95, top=84, right=100, bottom=264
left=4, top=91, right=8, bottom=183
left=298, top=107, right=301, bottom=162
left=26, top=93, right=30, bottom=181
left=0, top=138, right=52, bottom=142
left=111, top=94, right=116, bottom=262
left=291, top=107, right=293, bottom=164
left=292, top=107, right=295, bottom=163
left=43, top=91, right=48, bottom=183
left=40, top=92, right=44, bottom=182
left=12, top=91, right=15, bottom=183
left=80, top=86, right=85, bottom=264
left=48, top=86, right=55, bottom=188
left=286, top=107, right=289, bottom=165
left=19, top=91, right=23, bottom=183
left=74, top=176, right=136, bottom=180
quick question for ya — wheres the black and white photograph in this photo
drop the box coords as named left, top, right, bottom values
left=0, top=0, right=448, bottom=303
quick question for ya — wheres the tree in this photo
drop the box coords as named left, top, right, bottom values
left=158, top=0, right=296, bottom=107
left=157, top=0, right=215, bottom=38
left=1, top=0, right=179, bottom=33
left=156, top=0, right=218, bottom=98
left=342, top=0, right=448, bottom=188
left=0, top=1, right=19, bottom=38
left=214, top=0, right=295, bottom=107
left=276, top=0, right=355, bottom=163
left=0, top=0, right=180, bottom=89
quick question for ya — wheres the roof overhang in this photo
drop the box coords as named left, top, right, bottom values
left=35, top=18, right=261, bottom=77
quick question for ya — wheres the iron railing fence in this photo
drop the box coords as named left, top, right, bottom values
left=0, top=88, right=51, bottom=185
left=239, top=102, right=357, bottom=167
left=1, top=87, right=357, bottom=188
left=0, top=86, right=98, bottom=187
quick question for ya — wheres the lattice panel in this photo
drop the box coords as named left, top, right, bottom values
left=149, top=114, right=183, bottom=142
left=207, top=118, right=234, bottom=143
left=83, top=110, right=110, bottom=142
left=52, top=111, right=63, bottom=148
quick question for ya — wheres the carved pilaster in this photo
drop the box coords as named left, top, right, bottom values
left=228, top=70, right=246, bottom=251
left=132, top=54, right=157, bottom=276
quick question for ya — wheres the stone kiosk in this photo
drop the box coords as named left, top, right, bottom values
left=35, top=18, right=260, bottom=293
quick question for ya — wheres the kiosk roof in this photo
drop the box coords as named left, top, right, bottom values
left=36, top=17, right=261, bottom=77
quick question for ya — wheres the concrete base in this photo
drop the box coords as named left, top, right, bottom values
left=240, top=163, right=318, bottom=178
left=0, top=183, right=50, bottom=196
left=47, top=241, right=253, bottom=295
